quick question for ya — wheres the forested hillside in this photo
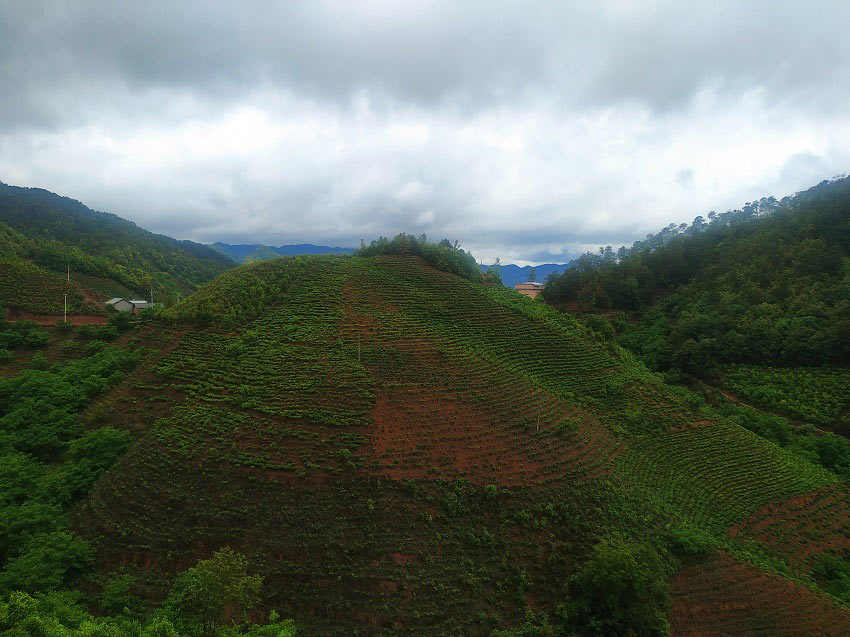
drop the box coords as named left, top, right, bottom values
left=543, top=175, right=850, bottom=453
left=544, top=176, right=850, bottom=373
left=0, top=183, right=234, bottom=312
left=3, top=252, right=850, bottom=634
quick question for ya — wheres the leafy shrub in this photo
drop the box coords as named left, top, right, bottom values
left=357, top=233, right=481, bottom=282
left=29, top=352, right=49, bottom=370
left=561, top=536, right=671, bottom=636
left=107, top=311, right=134, bottom=332
left=164, top=547, right=262, bottom=634
left=0, top=502, right=66, bottom=566
left=582, top=314, right=615, bottom=342
left=664, top=524, right=717, bottom=559
left=812, top=552, right=850, bottom=602
left=0, top=321, right=49, bottom=351
left=100, top=573, right=143, bottom=616
left=814, top=433, right=850, bottom=478
left=0, top=452, right=47, bottom=507
left=84, top=339, right=109, bottom=355
left=444, top=491, right=466, bottom=518
left=76, top=324, right=119, bottom=342
left=0, top=530, right=93, bottom=594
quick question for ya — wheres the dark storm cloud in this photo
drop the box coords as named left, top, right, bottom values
left=5, top=0, right=849, bottom=125
left=1, top=1, right=849, bottom=263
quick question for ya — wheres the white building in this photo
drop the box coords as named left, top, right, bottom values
left=106, top=298, right=152, bottom=313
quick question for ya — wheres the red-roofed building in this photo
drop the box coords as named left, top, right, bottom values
left=514, top=282, right=544, bottom=299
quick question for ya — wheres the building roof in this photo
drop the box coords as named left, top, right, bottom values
left=514, top=282, right=544, bottom=288
left=107, top=298, right=150, bottom=308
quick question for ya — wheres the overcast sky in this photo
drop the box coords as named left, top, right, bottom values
left=1, top=0, right=848, bottom=264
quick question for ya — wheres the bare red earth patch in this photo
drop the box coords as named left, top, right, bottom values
left=728, top=483, right=850, bottom=570
left=361, top=328, right=622, bottom=486
left=340, top=271, right=622, bottom=487
left=670, top=551, right=850, bottom=636
left=4, top=309, right=108, bottom=325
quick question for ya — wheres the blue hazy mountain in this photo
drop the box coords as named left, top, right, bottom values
left=480, top=262, right=573, bottom=288
left=210, top=242, right=354, bottom=264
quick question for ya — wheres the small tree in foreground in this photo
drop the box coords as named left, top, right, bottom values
left=164, top=547, right=262, bottom=635
left=559, top=536, right=671, bottom=636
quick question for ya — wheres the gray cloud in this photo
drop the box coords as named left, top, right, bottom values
left=6, top=1, right=850, bottom=124
left=1, top=0, right=849, bottom=264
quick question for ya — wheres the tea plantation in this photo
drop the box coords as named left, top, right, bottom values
left=4, top=253, right=850, bottom=635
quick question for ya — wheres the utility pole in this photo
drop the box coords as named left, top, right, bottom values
left=64, top=294, right=67, bottom=323
left=67, top=264, right=70, bottom=282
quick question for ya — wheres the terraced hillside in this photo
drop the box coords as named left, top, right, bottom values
left=0, top=259, right=102, bottom=315
left=71, top=255, right=850, bottom=634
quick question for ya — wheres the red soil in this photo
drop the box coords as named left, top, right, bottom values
left=340, top=278, right=621, bottom=487
left=728, top=483, right=850, bottom=570
left=669, top=551, right=850, bottom=636
left=366, top=332, right=622, bottom=485
left=3, top=309, right=107, bottom=325
left=389, top=553, right=414, bottom=565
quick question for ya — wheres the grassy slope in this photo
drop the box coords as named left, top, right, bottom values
left=0, top=260, right=103, bottom=314
left=74, top=255, right=850, bottom=634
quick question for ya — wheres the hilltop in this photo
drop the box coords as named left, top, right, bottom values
left=0, top=183, right=234, bottom=316
left=4, top=251, right=838, bottom=634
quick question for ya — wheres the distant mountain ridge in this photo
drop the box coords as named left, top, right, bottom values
left=480, top=262, right=572, bottom=287
left=210, top=242, right=353, bottom=264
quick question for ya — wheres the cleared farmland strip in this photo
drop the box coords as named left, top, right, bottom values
left=669, top=551, right=850, bottom=636
left=619, top=423, right=835, bottom=531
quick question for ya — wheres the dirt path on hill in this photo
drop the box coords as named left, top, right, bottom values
left=705, top=382, right=835, bottom=436
left=4, top=310, right=108, bottom=325
left=717, top=388, right=774, bottom=413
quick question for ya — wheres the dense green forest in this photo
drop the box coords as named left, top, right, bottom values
left=0, top=183, right=234, bottom=307
left=544, top=177, right=850, bottom=379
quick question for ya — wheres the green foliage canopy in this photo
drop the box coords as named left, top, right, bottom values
left=544, top=176, right=850, bottom=373
left=356, top=233, right=481, bottom=282
left=561, top=536, right=671, bottom=637
left=164, top=547, right=263, bottom=635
